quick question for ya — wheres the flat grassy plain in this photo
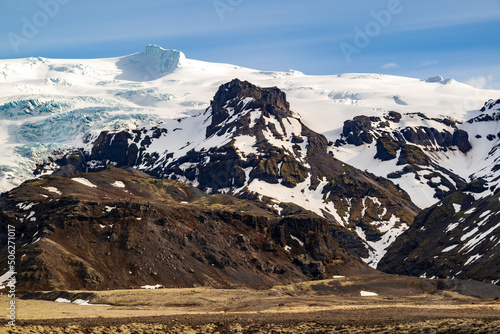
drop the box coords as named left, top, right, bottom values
left=1, top=276, right=499, bottom=333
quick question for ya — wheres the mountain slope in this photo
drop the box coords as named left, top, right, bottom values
left=378, top=100, right=500, bottom=284
left=0, top=166, right=368, bottom=291
left=378, top=179, right=500, bottom=285
left=331, top=111, right=469, bottom=209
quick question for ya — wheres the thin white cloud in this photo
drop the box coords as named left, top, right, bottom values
left=417, top=60, right=439, bottom=67
left=382, top=63, right=399, bottom=69
left=466, top=75, right=495, bottom=89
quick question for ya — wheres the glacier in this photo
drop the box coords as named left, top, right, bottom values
left=0, top=44, right=499, bottom=196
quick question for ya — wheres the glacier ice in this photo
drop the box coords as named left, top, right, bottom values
left=143, top=44, right=185, bottom=74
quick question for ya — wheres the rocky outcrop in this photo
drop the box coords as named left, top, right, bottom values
left=340, top=116, right=382, bottom=146
left=336, top=110, right=470, bottom=154
left=452, top=129, right=472, bottom=153
left=375, top=136, right=402, bottom=161
left=333, top=111, right=470, bottom=205
left=206, top=79, right=291, bottom=138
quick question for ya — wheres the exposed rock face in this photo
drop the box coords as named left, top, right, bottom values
left=206, top=79, right=291, bottom=138
left=88, top=127, right=168, bottom=170
left=341, top=116, right=381, bottom=146
left=378, top=180, right=500, bottom=285
left=479, top=98, right=500, bottom=112
left=336, top=112, right=468, bottom=152
left=333, top=111, right=469, bottom=206
left=375, top=136, right=402, bottom=161
left=452, top=130, right=472, bottom=154
left=377, top=99, right=500, bottom=284
left=42, top=79, right=420, bottom=268
left=0, top=167, right=369, bottom=291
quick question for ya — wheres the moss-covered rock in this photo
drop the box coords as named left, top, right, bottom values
left=375, top=136, right=403, bottom=161
left=397, top=144, right=430, bottom=166
left=280, top=155, right=308, bottom=187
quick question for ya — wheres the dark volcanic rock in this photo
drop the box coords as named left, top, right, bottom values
left=39, top=79, right=422, bottom=266
left=0, top=167, right=369, bottom=291
left=375, top=136, right=403, bottom=161
left=452, top=129, right=472, bottom=153
left=378, top=183, right=500, bottom=284
left=397, top=145, right=431, bottom=166
left=384, top=111, right=402, bottom=123
left=206, top=79, right=291, bottom=138
left=341, top=116, right=381, bottom=146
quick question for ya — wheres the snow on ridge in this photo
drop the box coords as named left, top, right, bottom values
left=72, top=177, right=98, bottom=188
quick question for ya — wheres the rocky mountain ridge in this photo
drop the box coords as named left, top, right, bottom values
left=41, top=79, right=420, bottom=268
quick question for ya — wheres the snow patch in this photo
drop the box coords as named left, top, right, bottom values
left=290, top=235, right=304, bottom=247
left=111, top=181, right=125, bottom=188
left=141, top=284, right=163, bottom=289
left=442, top=244, right=458, bottom=252
left=42, top=187, right=62, bottom=195
left=55, top=298, right=71, bottom=303
left=464, top=254, right=483, bottom=266
left=360, top=291, right=378, bottom=297
left=72, top=178, right=98, bottom=188
left=104, top=206, right=116, bottom=213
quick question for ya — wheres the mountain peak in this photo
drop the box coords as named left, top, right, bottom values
left=214, top=79, right=289, bottom=110
left=206, top=79, right=292, bottom=137
left=142, top=44, right=185, bottom=74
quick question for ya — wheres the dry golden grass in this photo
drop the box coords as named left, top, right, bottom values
left=2, top=319, right=500, bottom=334
left=1, top=277, right=499, bottom=333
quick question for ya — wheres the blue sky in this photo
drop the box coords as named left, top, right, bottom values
left=1, top=0, right=499, bottom=88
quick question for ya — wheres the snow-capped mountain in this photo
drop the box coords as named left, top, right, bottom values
left=1, top=44, right=498, bottom=197
left=1, top=45, right=499, bottom=274
left=73, top=78, right=419, bottom=267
